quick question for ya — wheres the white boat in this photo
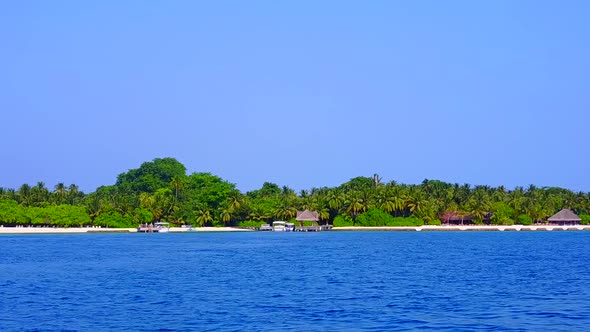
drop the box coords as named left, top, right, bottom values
left=137, top=222, right=170, bottom=233
left=285, top=223, right=295, bottom=232
left=272, top=221, right=286, bottom=232
left=259, top=224, right=273, bottom=231
left=155, top=222, right=170, bottom=233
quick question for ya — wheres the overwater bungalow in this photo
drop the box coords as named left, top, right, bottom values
left=547, top=209, right=581, bottom=225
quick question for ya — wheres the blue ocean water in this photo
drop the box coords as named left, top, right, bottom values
left=1, top=231, right=590, bottom=331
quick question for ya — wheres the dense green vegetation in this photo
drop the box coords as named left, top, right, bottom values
left=0, top=157, right=589, bottom=227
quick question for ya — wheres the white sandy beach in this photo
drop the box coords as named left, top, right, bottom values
left=0, top=226, right=252, bottom=234
left=334, top=225, right=590, bottom=231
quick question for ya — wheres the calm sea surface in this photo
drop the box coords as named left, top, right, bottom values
left=1, top=231, right=589, bottom=331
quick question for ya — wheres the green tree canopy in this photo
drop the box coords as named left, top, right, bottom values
left=115, top=157, right=186, bottom=193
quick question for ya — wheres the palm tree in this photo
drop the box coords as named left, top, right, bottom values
left=413, top=199, right=438, bottom=224
left=54, top=183, right=67, bottom=205
left=169, top=206, right=185, bottom=226
left=281, top=185, right=296, bottom=197
left=405, top=189, right=428, bottom=216
left=152, top=188, right=174, bottom=220
left=466, top=188, right=490, bottom=223
left=316, top=207, right=330, bottom=223
left=220, top=208, right=232, bottom=226
left=274, top=204, right=297, bottom=221
left=372, top=173, right=383, bottom=188
left=139, top=192, right=161, bottom=221
left=575, top=191, right=590, bottom=214
left=455, top=183, right=471, bottom=206
left=32, top=181, right=49, bottom=205
left=299, top=189, right=309, bottom=198
left=384, top=186, right=407, bottom=216
left=5, top=188, right=16, bottom=201
left=326, top=190, right=343, bottom=212
left=563, top=191, right=577, bottom=209
left=17, top=184, right=32, bottom=206
left=139, top=192, right=154, bottom=209
left=507, top=187, right=525, bottom=215
left=195, top=209, right=213, bottom=227
left=300, top=195, right=316, bottom=211
left=68, top=184, right=81, bottom=205
left=84, top=194, right=104, bottom=222
left=170, top=176, right=184, bottom=201
left=228, top=192, right=243, bottom=211
left=345, top=192, right=366, bottom=218
left=493, top=185, right=508, bottom=203
left=376, top=188, right=396, bottom=214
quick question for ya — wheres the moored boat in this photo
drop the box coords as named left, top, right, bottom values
left=272, top=221, right=286, bottom=231
left=137, top=222, right=170, bottom=233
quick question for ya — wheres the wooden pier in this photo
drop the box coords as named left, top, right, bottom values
left=137, top=225, right=156, bottom=232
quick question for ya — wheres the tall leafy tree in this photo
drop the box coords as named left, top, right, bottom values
left=170, top=176, right=185, bottom=201
left=116, top=157, right=187, bottom=193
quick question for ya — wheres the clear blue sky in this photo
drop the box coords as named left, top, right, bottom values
left=1, top=1, right=589, bottom=193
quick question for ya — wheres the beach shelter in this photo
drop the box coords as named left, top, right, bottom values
left=547, top=209, right=581, bottom=225
left=296, top=210, right=319, bottom=227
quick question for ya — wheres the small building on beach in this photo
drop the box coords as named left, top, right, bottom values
left=296, top=210, right=319, bottom=226
left=295, top=210, right=322, bottom=231
left=443, top=211, right=492, bottom=225
left=547, top=209, right=581, bottom=225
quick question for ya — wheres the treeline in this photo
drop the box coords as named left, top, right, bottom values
left=0, top=157, right=589, bottom=227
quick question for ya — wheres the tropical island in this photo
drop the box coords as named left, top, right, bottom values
left=0, top=157, right=588, bottom=230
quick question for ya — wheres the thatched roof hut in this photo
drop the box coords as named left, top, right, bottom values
left=296, top=210, right=319, bottom=226
left=296, top=210, right=319, bottom=222
left=442, top=211, right=492, bottom=225
left=547, top=209, right=581, bottom=225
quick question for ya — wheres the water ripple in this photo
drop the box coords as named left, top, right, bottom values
left=1, top=232, right=590, bottom=331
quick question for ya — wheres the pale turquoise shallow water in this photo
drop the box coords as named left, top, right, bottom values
left=1, top=231, right=589, bottom=331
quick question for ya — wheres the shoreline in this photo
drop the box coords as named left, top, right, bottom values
left=0, top=226, right=253, bottom=234
left=0, top=225, right=589, bottom=234
left=333, top=225, right=590, bottom=232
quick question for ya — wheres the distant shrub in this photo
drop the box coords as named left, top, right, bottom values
left=340, top=209, right=426, bottom=227
left=24, top=207, right=46, bottom=226
left=238, top=220, right=266, bottom=228
left=43, top=205, right=91, bottom=227
left=333, top=215, right=354, bottom=227
left=131, top=208, right=153, bottom=225
left=0, top=199, right=29, bottom=225
left=386, top=217, right=424, bottom=227
left=490, top=202, right=516, bottom=225
left=427, top=219, right=441, bottom=226
left=93, top=210, right=134, bottom=228
left=517, top=214, right=533, bottom=225
left=355, top=208, right=393, bottom=226
left=580, top=214, right=590, bottom=225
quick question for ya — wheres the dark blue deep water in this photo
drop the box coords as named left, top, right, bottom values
left=1, top=231, right=590, bottom=331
